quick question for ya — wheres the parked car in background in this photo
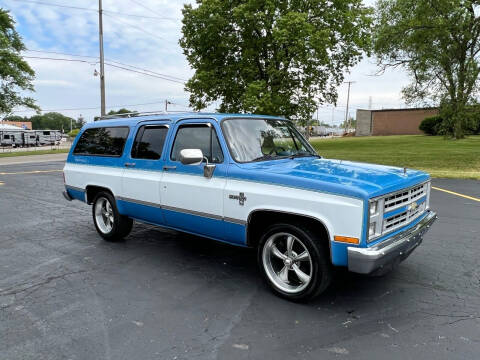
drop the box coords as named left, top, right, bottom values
left=63, top=112, right=437, bottom=301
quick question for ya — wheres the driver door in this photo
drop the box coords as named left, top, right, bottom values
left=161, top=120, right=227, bottom=239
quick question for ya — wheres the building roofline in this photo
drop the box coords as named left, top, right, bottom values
left=357, top=107, right=438, bottom=113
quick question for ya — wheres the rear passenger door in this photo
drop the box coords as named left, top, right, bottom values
left=119, top=122, right=170, bottom=224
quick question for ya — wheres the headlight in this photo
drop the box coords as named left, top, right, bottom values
left=369, top=201, right=378, bottom=215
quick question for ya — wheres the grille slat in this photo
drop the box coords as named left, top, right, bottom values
left=381, top=182, right=429, bottom=234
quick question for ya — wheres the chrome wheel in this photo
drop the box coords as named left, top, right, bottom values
left=262, top=232, right=313, bottom=294
left=94, top=196, right=114, bottom=234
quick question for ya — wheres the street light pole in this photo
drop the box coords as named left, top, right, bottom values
left=98, top=0, right=106, bottom=118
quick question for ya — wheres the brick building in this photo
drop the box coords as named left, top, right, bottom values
left=356, top=108, right=439, bottom=136
left=0, top=121, right=32, bottom=130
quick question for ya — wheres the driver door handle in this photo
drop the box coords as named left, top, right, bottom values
left=163, top=165, right=177, bottom=171
left=124, top=162, right=136, bottom=167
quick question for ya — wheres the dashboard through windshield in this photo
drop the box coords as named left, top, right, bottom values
left=221, top=118, right=318, bottom=163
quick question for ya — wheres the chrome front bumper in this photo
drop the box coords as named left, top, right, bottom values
left=347, top=210, right=437, bottom=274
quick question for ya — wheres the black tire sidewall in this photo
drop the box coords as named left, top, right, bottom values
left=257, top=223, right=331, bottom=301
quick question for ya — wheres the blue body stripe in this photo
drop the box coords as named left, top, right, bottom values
left=117, top=198, right=247, bottom=246
left=66, top=187, right=85, bottom=202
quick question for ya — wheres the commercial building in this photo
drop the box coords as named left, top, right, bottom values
left=0, top=121, right=32, bottom=130
left=356, top=108, right=438, bottom=136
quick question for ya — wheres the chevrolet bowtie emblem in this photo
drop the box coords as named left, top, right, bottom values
left=229, top=192, right=247, bottom=206
left=408, top=202, right=418, bottom=211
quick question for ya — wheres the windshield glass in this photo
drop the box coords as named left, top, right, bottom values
left=222, top=118, right=318, bottom=163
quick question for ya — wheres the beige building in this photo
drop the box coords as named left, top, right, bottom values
left=356, top=108, right=438, bottom=136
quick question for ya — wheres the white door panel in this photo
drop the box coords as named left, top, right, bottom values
left=121, top=169, right=162, bottom=205
left=162, top=172, right=226, bottom=216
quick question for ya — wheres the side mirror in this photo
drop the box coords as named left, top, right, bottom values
left=179, top=149, right=203, bottom=165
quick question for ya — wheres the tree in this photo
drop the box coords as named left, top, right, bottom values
left=94, top=108, right=136, bottom=121
left=29, top=112, right=74, bottom=130
left=0, top=9, right=38, bottom=116
left=374, top=0, right=480, bottom=139
left=180, top=0, right=372, bottom=121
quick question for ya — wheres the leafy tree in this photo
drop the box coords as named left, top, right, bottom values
left=29, top=112, right=75, bottom=131
left=94, top=108, right=136, bottom=121
left=180, top=0, right=372, bottom=121
left=374, top=0, right=480, bottom=139
left=0, top=9, right=38, bottom=116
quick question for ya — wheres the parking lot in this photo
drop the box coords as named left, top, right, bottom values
left=0, top=160, right=479, bottom=360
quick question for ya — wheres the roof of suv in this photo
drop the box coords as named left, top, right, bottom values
left=86, top=112, right=287, bottom=127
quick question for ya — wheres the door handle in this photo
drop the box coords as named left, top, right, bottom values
left=124, top=162, right=136, bottom=167
left=163, top=165, right=177, bottom=171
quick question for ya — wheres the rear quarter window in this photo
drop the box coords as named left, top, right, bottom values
left=73, top=127, right=129, bottom=157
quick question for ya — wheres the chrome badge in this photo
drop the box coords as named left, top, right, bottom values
left=408, top=202, right=418, bottom=211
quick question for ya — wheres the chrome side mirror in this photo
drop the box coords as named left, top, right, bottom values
left=179, top=149, right=203, bottom=165
left=203, top=163, right=216, bottom=179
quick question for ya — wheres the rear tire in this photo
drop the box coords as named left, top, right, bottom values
left=257, top=223, right=332, bottom=301
left=92, top=191, right=133, bottom=241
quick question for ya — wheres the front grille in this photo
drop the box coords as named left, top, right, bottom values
left=383, top=183, right=427, bottom=212
left=383, top=201, right=426, bottom=233
left=368, top=181, right=430, bottom=243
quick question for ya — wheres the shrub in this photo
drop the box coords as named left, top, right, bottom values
left=67, top=128, right=80, bottom=138
left=419, top=115, right=443, bottom=135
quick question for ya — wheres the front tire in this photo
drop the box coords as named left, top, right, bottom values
left=257, top=223, right=332, bottom=301
left=92, top=191, right=133, bottom=241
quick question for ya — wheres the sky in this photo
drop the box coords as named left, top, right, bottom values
left=2, top=0, right=411, bottom=125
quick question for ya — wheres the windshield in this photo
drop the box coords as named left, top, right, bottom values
left=221, top=118, right=318, bottom=163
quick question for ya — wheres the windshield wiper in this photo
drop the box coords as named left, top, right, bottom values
left=288, top=152, right=320, bottom=159
left=251, top=154, right=275, bottom=162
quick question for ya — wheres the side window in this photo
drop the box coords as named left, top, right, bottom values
left=171, top=124, right=224, bottom=163
left=131, top=125, right=168, bottom=160
left=73, top=127, right=129, bottom=157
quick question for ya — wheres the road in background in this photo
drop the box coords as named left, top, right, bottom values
left=0, top=161, right=479, bottom=360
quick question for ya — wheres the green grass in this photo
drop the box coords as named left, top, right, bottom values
left=310, top=135, right=480, bottom=180
left=0, top=148, right=70, bottom=158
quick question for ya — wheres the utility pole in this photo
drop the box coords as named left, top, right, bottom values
left=344, top=81, right=355, bottom=132
left=98, top=0, right=106, bottom=118
left=165, top=100, right=172, bottom=112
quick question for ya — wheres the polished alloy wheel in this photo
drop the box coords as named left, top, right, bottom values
left=262, top=232, right=313, bottom=294
left=94, top=196, right=114, bottom=234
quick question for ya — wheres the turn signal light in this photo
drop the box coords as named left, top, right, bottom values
left=334, top=235, right=360, bottom=245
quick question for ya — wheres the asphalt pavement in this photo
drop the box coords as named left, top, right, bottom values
left=0, top=160, right=479, bottom=360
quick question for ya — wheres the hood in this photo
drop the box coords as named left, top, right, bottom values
left=230, top=157, right=430, bottom=200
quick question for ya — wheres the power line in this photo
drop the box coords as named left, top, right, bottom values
left=12, top=100, right=174, bottom=113
left=8, top=0, right=96, bottom=12
left=103, top=10, right=178, bottom=21
left=7, top=0, right=177, bottom=20
left=23, top=55, right=186, bottom=84
left=127, top=0, right=172, bottom=19
left=25, top=49, right=187, bottom=82
left=103, top=12, right=167, bottom=43
left=23, top=56, right=95, bottom=64
left=105, top=63, right=185, bottom=84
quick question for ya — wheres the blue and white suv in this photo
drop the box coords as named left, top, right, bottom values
left=63, top=113, right=437, bottom=301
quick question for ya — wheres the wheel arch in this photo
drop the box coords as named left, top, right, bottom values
left=85, top=185, right=115, bottom=205
left=246, top=209, right=332, bottom=260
